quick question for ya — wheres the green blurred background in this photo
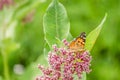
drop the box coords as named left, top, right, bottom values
left=0, top=0, right=120, bottom=80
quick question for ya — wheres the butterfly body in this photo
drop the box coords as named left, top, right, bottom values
left=69, top=32, right=86, bottom=52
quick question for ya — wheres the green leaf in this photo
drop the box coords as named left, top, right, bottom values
left=67, top=33, right=73, bottom=41
left=85, top=13, right=107, bottom=51
left=43, top=0, right=70, bottom=48
left=43, top=43, right=50, bottom=58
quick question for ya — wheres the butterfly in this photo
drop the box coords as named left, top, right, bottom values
left=69, top=32, right=86, bottom=52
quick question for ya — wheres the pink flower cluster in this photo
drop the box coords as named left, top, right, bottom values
left=36, top=39, right=92, bottom=80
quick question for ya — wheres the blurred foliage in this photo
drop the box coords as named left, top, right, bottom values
left=0, top=0, right=120, bottom=80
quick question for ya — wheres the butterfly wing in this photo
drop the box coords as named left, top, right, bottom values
left=69, top=32, right=86, bottom=51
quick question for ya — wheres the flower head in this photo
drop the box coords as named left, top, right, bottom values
left=36, top=39, right=92, bottom=80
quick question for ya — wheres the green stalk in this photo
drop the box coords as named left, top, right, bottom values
left=1, top=24, right=10, bottom=80
left=1, top=50, right=10, bottom=80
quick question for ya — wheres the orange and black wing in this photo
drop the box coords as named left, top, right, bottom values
left=69, top=32, right=86, bottom=50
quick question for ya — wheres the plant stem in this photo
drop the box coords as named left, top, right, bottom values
left=2, top=50, right=10, bottom=80
left=1, top=24, right=10, bottom=80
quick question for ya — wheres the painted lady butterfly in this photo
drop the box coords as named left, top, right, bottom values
left=69, top=32, right=86, bottom=52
